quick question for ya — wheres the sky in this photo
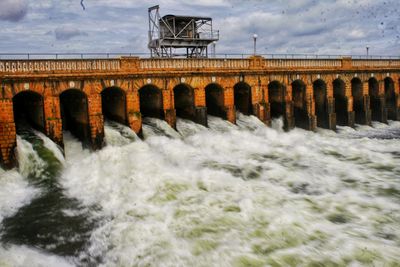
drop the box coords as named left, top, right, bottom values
left=0, top=0, right=399, bottom=56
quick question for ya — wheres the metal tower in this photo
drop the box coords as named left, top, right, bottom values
left=148, top=5, right=219, bottom=58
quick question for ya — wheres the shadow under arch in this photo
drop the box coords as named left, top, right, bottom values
left=205, top=83, right=226, bottom=119
left=60, top=89, right=91, bottom=146
left=139, top=84, right=164, bottom=119
left=369, top=77, right=386, bottom=122
left=234, top=82, right=252, bottom=115
left=173, top=83, right=195, bottom=120
left=313, top=79, right=331, bottom=129
left=268, top=80, right=286, bottom=119
left=12, top=90, right=45, bottom=133
left=384, top=77, right=398, bottom=120
left=101, top=87, right=127, bottom=125
left=291, top=80, right=309, bottom=129
left=351, top=77, right=368, bottom=124
left=333, top=78, right=349, bottom=126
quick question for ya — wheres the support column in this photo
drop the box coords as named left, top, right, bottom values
left=223, top=87, right=236, bottom=124
left=283, top=83, right=294, bottom=131
left=88, top=94, right=105, bottom=150
left=44, top=95, right=63, bottom=148
left=371, top=82, right=388, bottom=123
left=326, top=96, right=337, bottom=130
left=194, top=87, right=207, bottom=127
left=302, top=84, right=317, bottom=131
left=356, top=82, right=372, bottom=125
left=344, top=96, right=356, bottom=127
left=126, top=90, right=142, bottom=134
left=0, top=99, right=16, bottom=169
left=389, top=79, right=400, bottom=120
left=253, top=85, right=270, bottom=125
left=162, top=89, right=176, bottom=129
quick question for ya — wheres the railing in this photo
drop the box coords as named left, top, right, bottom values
left=1, top=54, right=400, bottom=74
left=0, top=59, right=121, bottom=73
left=1, top=53, right=400, bottom=60
left=265, top=59, right=342, bottom=68
left=352, top=59, right=400, bottom=67
left=139, top=58, right=250, bottom=70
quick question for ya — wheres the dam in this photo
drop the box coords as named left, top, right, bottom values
left=0, top=55, right=399, bottom=168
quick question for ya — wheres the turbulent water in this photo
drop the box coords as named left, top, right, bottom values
left=1, top=114, right=400, bottom=266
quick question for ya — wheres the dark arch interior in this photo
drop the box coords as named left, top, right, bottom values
left=60, top=89, right=91, bottom=145
left=268, top=81, right=285, bottom=118
left=101, top=87, right=127, bottom=124
left=313, top=79, right=328, bottom=128
left=234, top=82, right=252, bottom=115
left=13, top=91, right=45, bottom=133
left=333, top=79, right=347, bottom=126
left=205, top=83, right=225, bottom=119
left=369, top=78, right=381, bottom=121
left=174, top=84, right=195, bottom=120
left=385, top=77, right=396, bottom=120
left=292, top=80, right=308, bottom=128
left=139, top=85, right=164, bottom=119
left=351, top=78, right=364, bottom=123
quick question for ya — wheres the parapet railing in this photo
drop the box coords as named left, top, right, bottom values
left=1, top=54, right=400, bottom=74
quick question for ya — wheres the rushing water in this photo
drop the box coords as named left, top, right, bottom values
left=1, top=114, right=400, bottom=266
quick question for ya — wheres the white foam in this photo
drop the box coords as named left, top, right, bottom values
left=0, top=245, right=73, bottom=267
left=58, top=117, right=400, bottom=266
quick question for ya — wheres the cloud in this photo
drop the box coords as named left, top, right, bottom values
left=54, top=26, right=88, bottom=40
left=0, top=0, right=28, bottom=22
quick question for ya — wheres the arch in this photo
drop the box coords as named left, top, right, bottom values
left=12, top=91, right=45, bottom=133
left=139, top=85, right=164, bottom=119
left=291, top=80, right=308, bottom=128
left=205, top=83, right=225, bottom=118
left=369, top=77, right=381, bottom=121
left=173, top=83, right=195, bottom=120
left=351, top=78, right=364, bottom=124
left=268, top=81, right=286, bottom=119
left=59, top=89, right=90, bottom=145
left=234, top=82, right=252, bottom=115
left=313, top=79, right=328, bottom=128
left=333, top=78, right=347, bottom=126
left=384, top=77, right=396, bottom=120
left=101, top=87, right=127, bottom=125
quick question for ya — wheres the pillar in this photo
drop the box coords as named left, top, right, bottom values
left=300, top=84, right=317, bottom=131
left=388, top=79, right=400, bottom=120
left=193, top=87, right=207, bottom=127
left=223, top=87, right=236, bottom=124
left=283, top=83, right=295, bottom=131
left=162, top=89, right=176, bottom=129
left=253, top=85, right=270, bottom=125
left=44, top=95, right=64, bottom=148
left=87, top=94, right=105, bottom=150
left=326, top=82, right=337, bottom=130
left=126, top=90, right=142, bottom=133
left=355, top=82, right=372, bottom=125
left=0, top=99, right=16, bottom=169
left=371, top=82, right=388, bottom=123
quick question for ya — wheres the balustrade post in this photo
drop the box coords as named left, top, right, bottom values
left=0, top=98, right=16, bottom=169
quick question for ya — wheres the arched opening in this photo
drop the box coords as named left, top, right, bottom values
left=268, top=81, right=286, bottom=118
left=12, top=91, right=45, bottom=133
left=369, top=78, right=381, bottom=121
left=333, top=79, right=347, bottom=126
left=60, top=89, right=91, bottom=145
left=234, top=82, right=252, bottom=115
left=291, top=80, right=308, bottom=128
left=351, top=78, right=364, bottom=124
left=205, top=83, right=225, bottom=118
left=384, top=77, right=397, bottom=120
left=173, top=84, right=195, bottom=120
left=101, top=87, right=127, bottom=125
left=139, top=85, right=164, bottom=119
left=313, top=79, right=328, bottom=128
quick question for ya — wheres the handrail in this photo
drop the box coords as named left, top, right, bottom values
left=0, top=53, right=399, bottom=60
